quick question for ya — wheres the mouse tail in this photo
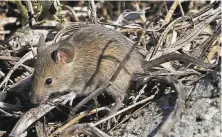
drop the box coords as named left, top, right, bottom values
left=142, top=53, right=215, bottom=71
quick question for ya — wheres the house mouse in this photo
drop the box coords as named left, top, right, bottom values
left=30, top=24, right=214, bottom=114
left=30, top=24, right=144, bottom=114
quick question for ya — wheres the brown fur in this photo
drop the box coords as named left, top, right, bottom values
left=30, top=25, right=144, bottom=111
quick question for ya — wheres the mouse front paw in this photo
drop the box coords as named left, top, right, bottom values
left=61, top=92, right=77, bottom=106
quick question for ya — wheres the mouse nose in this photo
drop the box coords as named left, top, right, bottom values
left=30, top=93, right=48, bottom=106
left=30, top=97, right=41, bottom=107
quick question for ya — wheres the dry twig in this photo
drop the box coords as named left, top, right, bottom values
left=89, top=0, right=98, bottom=24
left=0, top=50, right=35, bottom=89
left=165, top=1, right=182, bottom=23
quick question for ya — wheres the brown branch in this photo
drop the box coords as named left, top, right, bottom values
left=89, top=0, right=98, bottom=24
left=153, top=7, right=221, bottom=59
left=165, top=1, right=182, bottom=23
left=9, top=92, right=77, bottom=137
left=51, top=105, right=113, bottom=136
left=0, top=56, right=20, bottom=61
left=150, top=16, right=193, bottom=59
left=61, top=123, right=111, bottom=137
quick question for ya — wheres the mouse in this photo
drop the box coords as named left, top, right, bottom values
left=30, top=24, right=144, bottom=114
left=30, top=24, right=215, bottom=114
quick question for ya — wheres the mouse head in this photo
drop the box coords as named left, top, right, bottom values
left=30, top=35, right=75, bottom=105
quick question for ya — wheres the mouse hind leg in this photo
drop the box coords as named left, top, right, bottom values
left=105, top=77, right=130, bottom=128
left=104, top=63, right=134, bottom=116
left=106, top=86, right=125, bottom=128
left=106, top=86, right=125, bottom=116
left=106, top=73, right=130, bottom=116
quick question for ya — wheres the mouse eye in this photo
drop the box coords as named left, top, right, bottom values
left=45, top=78, right=52, bottom=85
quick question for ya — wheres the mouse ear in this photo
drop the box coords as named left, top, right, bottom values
left=37, top=34, right=46, bottom=52
left=38, top=34, right=46, bottom=47
left=56, top=42, right=74, bottom=64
